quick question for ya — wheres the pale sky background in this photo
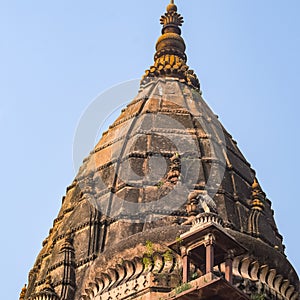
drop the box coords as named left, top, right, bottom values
left=1, top=1, right=300, bottom=299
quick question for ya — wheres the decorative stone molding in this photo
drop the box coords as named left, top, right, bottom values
left=80, top=251, right=180, bottom=300
left=227, top=256, right=300, bottom=300
left=193, top=212, right=224, bottom=227
left=30, top=276, right=59, bottom=300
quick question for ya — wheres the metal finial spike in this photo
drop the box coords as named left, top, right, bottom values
left=166, top=0, right=177, bottom=13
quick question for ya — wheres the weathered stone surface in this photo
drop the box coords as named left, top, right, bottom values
left=23, top=78, right=298, bottom=300
left=23, top=2, right=299, bottom=300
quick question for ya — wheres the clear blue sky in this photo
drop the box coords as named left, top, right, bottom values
left=1, top=1, right=300, bottom=299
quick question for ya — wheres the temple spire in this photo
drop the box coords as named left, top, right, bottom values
left=141, top=1, right=200, bottom=90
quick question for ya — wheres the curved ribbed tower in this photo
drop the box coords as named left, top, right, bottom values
left=22, top=2, right=299, bottom=300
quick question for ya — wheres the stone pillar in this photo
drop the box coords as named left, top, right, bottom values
left=204, top=234, right=215, bottom=274
left=225, top=250, right=234, bottom=284
left=181, top=246, right=190, bottom=283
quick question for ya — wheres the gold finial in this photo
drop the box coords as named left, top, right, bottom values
left=167, top=2, right=177, bottom=13
left=141, top=2, right=200, bottom=90
left=19, top=285, right=27, bottom=300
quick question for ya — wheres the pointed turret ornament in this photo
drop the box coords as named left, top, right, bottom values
left=19, top=285, right=27, bottom=300
left=248, top=178, right=266, bottom=238
left=251, top=177, right=265, bottom=211
left=141, top=0, right=200, bottom=90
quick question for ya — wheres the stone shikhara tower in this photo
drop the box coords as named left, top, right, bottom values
left=21, top=2, right=299, bottom=300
